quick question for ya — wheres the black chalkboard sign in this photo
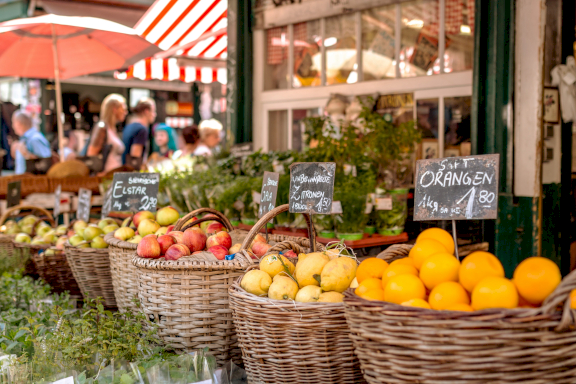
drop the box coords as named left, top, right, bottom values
left=53, top=185, right=62, bottom=218
left=259, top=171, right=280, bottom=218
left=125, top=154, right=142, bottom=171
left=26, top=158, right=54, bottom=175
left=110, top=172, right=160, bottom=213
left=77, top=188, right=92, bottom=222
left=76, top=155, right=104, bottom=173
left=289, top=162, right=336, bottom=214
left=7, top=181, right=21, bottom=208
left=414, top=154, right=500, bottom=221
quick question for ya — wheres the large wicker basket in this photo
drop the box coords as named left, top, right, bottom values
left=64, top=242, right=116, bottom=308
left=344, top=244, right=576, bottom=384
left=228, top=205, right=364, bottom=384
left=31, top=247, right=81, bottom=296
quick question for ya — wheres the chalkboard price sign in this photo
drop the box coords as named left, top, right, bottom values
left=110, top=173, right=160, bottom=213
left=259, top=171, right=280, bottom=218
left=414, top=154, right=500, bottom=221
left=77, top=188, right=92, bottom=222
left=289, top=162, right=336, bottom=214
left=53, top=185, right=62, bottom=218
left=7, top=181, right=21, bottom=208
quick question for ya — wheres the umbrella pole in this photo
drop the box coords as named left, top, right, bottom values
left=51, top=23, right=65, bottom=163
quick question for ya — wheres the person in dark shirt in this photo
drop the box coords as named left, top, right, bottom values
left=122, top=98, right=156, bottom=165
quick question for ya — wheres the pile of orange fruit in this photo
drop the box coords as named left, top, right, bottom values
left=354, top=227, right=563, bottom=311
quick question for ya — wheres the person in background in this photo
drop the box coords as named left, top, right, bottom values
left=151, top=123, right=177, bottom=159
left=52, top=129, right=78, bottom=160
left=86, top=93, right=127, bottom=173
left=11, top=110, right=51, bottom=175
left=122, top=98, right=156, bottom=165
left=194, top=119, right=222, bottom=156
left=172, top=125, right=200, bottom=160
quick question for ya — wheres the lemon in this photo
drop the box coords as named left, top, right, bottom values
left=317, top=291, right=344, bottom=303
left=259, top=254, right=295, bottom=279
left=350, top=277, right=359, bottom=289
left=295, top=285, right=322, bottom=303
left=268, top=276, right=299, bottom=301
left=241, top=270, right=272, bottom=296
left=295, top=252, right=330, bottom=288
left=293, top=253, right=309, bottom=276
left=320, top=256, right=357, bottom=293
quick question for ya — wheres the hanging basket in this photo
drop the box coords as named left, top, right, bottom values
left=228, top=204, right=364, bottom=384
left=344, top=244, right=576, bottom=384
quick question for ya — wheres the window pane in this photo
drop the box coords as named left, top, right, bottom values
left=293, top=21, right=322, bottom=88
left=444, top=0, right=474, bottom=73
left=400, top=0, right=439, bottom=77
left=416, top=98, right=439, bottom=159
left=265, top=27, right=289, bottom=90
left=292, top=108, right=322, bottom=151
left=362, top=5, right=396, bottom=81
left=325, top=14, right=357, bottom=85
left=268, top=110, right=288, bottom=151
left=444, top=96, right=472, bottom=157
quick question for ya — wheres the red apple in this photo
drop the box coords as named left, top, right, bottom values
left=184, top=216, right=199, bottom=227
left=200, top=214, right=217, bottom=231
left=208, top=245, right=228, bottom=260
left=67, top=229, right=75, bottom=238
left=157, top=234, right=176, bottom=255
left=137, top=234, right=161, bottom=258
left=165, top=243, right=191, bottom=261
left=133, top=211, right=155, bottom=228
left=283, top=250, right=297, bottom=258
left=183, top=227, right=207, bottom=252
left=205, top=222, right=225, bottom=235
left=166, top=225, right=175, bottom=233
left=251, top=242, right=272, bottom=258
left=169, top=231, right=185, bottom=244
left=251, top=233, right=266, bottom=247
left=206, top=231, right=232, bottom=250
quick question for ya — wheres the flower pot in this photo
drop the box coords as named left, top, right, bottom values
left=378, top=227, right=404, bottom=236
left=364, top=226, right=376, bottom=236
left=319, top=230, right=336, bottom=239
left=241, top=218, right=256, bottom=225
left=230, top=220, right=240, bottom=227
left=375, top=187, right=408, bottom=238
left=336, top=233, right=364, bottom=241
left=266, top=222, right=274, bottom=229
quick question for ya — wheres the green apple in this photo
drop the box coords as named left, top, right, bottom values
left=72, top=220, right=88, bottom=234
left=36, top=226, right=52, bottom=237
left=4, top=220, right=17, bottom=228
left=133, top=211, right=155, bottom=228
left=156, top=206, right=180, bottom=226
left=114, top=227, right=135, bottom=241
left=128, top=235, right=143, bottom=244
left=20, top=224, right=33, bottom=235
left=103, top=224, right=119, bottom=234
left=14, top=233, right=31, bottom=243
left=55, top=225, right=68, bottom=236
left=5, top=225, right=20, bottom=235
left=42, top=234, right=58, bottom=244
left=69, top=234, right=85, bottom=246
left=44, top=248, right=56, bottom=256
left=82, top=226, right=104, bottom=242
left=98, top=218, right=117, bottom=230
left=31, top=239, right=48, bottom=246
left=21, top=215, right=38, bottom=226
left=138, top=219, right=160, bottom=237
left=155, top=227, right=168, bottom=236
left=91, top=235, right=108, bottom=249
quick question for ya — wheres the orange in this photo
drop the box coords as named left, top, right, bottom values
left=383, top=274, right=426, bottom=305
left=359, top=288, right=386, bottom=301
left=518, top=294, right=538, bottom=309
left=401, top=298, right=431, bottom=309
left=570, top=289, right=576, bottom=310
left=428, top=281, right=470, bottom=310
left=471, top=277, right=518, bottom=310
left=445, top=303, right=473, bottom=312
left=409, top=238, right=447, bottom=269
left=390, top=258, right=416, bottom=268
left=512, top=257, right=561, bottom=305
left=416, top=227, right=455, bottom=255
left=419, top=253, right=460, bottom=290
left=381, top=264, right=418, bottom=288
left=459, top=251, right=504, bottom=293
left=356, top=258, right=389, bottom=283
left=355, top=278, right=384, bottom=297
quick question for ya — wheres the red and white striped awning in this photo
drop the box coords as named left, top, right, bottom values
left=115, top=0, right=227, bottom=84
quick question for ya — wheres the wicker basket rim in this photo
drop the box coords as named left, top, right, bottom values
left=104, top=231, right=138, bottom=250
left=63, top=241, right=110, bottom=254
left=14, top=242, right=50, bottom=250
left=131, top=253, right=253, bottom=271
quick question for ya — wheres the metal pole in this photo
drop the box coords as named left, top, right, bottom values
left=452, top=219, right=459, bottom=260
left=51, top=24, right=65, bottom=163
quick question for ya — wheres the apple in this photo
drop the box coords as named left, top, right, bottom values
left=114, top=227, right=135, bottom=241
left=183, top=227, right=207, bottom=252
left=252, top=233, right=266, bottom=245
left=205, top=222, right=225, bottom=235
left=31, top=239, right=48, bottom=246
left=15, top=233, right=31, bottom=243
left=55, top=236, right=68, bottom=250
left=156, top=206, right=180, bottom=226
left=103, top=224, right=119, bottom=234
left=73, top=220, right=88, bottom=234
left=133, top=211, right=155, bottom=228
left=165, top=244, right=191, bottom=261
left=21, top=215, right=38, bottom=226
left=169, top=231, right=185, bottom=244
left=157, top=234, right=176, bottom=255
left=5, top=225, right=20, bottom=235
left=98, top=218, right=117, bottom=229
left=20, top=224, right=33, bottom=235
left=69, top=234, right=85, bottom=246
left=155, top=227, right=168, bottom=236
left=91, top=235, right=108, bottom=249
left=200, top=219, right=216, bottom=232
left=206, top=231, right=232, bottom=250
left=45, top=248, right=56, bottom=256
left=283, top=250, right=297, bottom=258
left=251, top=242, right=272, bottom=258
left=42, top=233, right=58, bottom=244
left=83, top=226, right=104, bottom=242
left=166, top=225, right=175, bottom=233
left=36, top=226, right=52, bottom=237
left=208, top=245, right=228, bottom=260
left=184, top=216, right=199, bottom=227
left=55, top=225, right=68, bottom=236
left=128, top=235, right=142, bottom=244
left=138, top=219, right=161, bottom=237
left=137, top=234, right=161, bottom=258
left=228, top=243, right=242, bottom=254
left=4, top=220, right=16, bottom=228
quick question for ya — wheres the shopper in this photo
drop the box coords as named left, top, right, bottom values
left=122, top=98, right=156, bottom=165
left=11, top=110, right=52, bottom=175
left=194, top=119, right=222, bottom=156
left=172, top=125, right=200, bottom=160
left=86, top=93, right=127, bottom=173
left=151, top=123, right=177, bottom=159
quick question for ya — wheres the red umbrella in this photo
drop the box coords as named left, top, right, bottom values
left=0, top=14, right=161, bottom=161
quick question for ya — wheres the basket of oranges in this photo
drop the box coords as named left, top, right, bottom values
left=343, top=227, right=576, bottom=383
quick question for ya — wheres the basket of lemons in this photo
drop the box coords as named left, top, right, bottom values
left=344, top=227, right=576, bottom=384
left=228, top=205, right=365, bottom=384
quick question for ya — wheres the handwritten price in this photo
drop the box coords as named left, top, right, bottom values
left=139, top=196, right=158, bottom=211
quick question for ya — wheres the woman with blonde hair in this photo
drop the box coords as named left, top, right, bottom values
left=194, top=118, right=222, bottom=156
left=86, top=93, right=128, bottom=172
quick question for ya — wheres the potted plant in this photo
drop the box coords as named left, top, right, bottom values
left=314, top=215, right=335, bottom=238
left=333, top=173, right=374, bottom=240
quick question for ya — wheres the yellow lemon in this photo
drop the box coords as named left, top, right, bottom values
left=295, top=252, right=330, bottom=288
left=428, top=281, right=469, bottom=310
left=401, top=298, right=431, bottom=309
left=459, top=251, right=504, bottom=293
left=259, top=254, right=295, bottom=279
left=295, top=285, right=322, bottom=303
left=381, top=264, right=418, bottom=288
left=416, top=227, right=455, bottom=255
left=241, top=270, right=272, bottom=296
left=472, top=277, right=518, bottom=310
left=317, top=291, right=344, bottom=303
left=409, top=238, right=447, bottom=269
left=268, top=276, right=299, bottom=301
left=419, top=253, right=460, bottom=290
left=321, top=256, right=357, bottom=293
left=512, top=257, right=561, bottom=305
left=383, top=274, right=426, bottom=305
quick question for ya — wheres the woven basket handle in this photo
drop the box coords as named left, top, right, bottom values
left=0, top=205, right=55, bottom=227
left=173, top=208, right=233, bottom=232
left=265, top=240, right=304, bottom=256
left=30, top=216, right=57, bottom=237
left=540, top=268, right=576, bottom=331
left=239, top=204, right=316, bottom=252
left=179, top=216, right=233, bottom=232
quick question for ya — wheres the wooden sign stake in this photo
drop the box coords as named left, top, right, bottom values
left=307, top=204, right=316, bottom=253
left=452, top=219, right=459, bottom=260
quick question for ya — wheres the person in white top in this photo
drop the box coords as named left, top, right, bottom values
left=194, top=118, right=222, bottom=156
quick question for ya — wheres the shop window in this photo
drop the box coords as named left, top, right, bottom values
left=265, top=27, right=289, bottom=90
left=325, top=13, right=357, bottom=85
left=361, top=5, right=397, bottom=81
left=444, top=96, right=472, bottom=156
left=293, top=20, right=322, bottom=88
left=292, top=108, right=322, bottom=151
left=444, top=0, right=475, bottom=73
left=416, top=98, right=440, bottom=158
left=400, top=0, right=439, bottom=77
left=268, top=110, right=288, bottom=151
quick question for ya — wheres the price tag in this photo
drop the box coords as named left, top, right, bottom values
left=77, top=188, right=92, bottom=222
left=413, top=154, right=500, bottom=220
left=289, top=162, right=336, bottom=214
left=331, top=200, right=343, bottom=214
left=101, top=187, right=112, bottom=219
left=53, top=185, right=62, bottom=218
left=376, top=198, right=393, bottom=211
left=7, top=181, right=21, bottom=208
left=258, top=171, right=280, bottom=218
left=252, top=191, right=261, bottom=204
left=110, top=173, right=160, bottom=213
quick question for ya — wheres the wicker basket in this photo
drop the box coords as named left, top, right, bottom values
left=228, top=205, right=364, bottom=384
left=31, top=247, right=81, bottom=296
left=64, top=242, right=116, bottom=308
left=344, top=244, right=576, bottom=384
